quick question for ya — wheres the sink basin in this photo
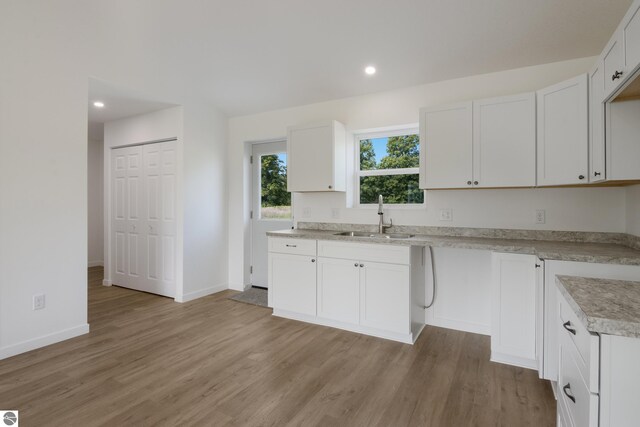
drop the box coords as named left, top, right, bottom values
left=335, top=231, right=376, bottom=237
left=334, top=231, right=415, bottom=239
left=383, top=233, right=415, bottom=239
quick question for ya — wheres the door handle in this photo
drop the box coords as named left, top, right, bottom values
left=562, top=321, right=576, bottom=335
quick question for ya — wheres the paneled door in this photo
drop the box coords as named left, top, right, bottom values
left=251, top=141, right=292, bottom=288
left=111, top=140, right=177, bottom=297
left=112, top=145, right=145, bottom=291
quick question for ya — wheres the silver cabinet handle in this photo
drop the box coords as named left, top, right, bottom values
left=311, top=259, right=315, bottom=263
left=359, top=264, right=364, bottom=267
left=354, top=263, right=358, bottom=267
left=285, top=244, right=297, bottom=248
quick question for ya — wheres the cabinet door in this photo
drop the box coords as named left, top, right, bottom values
left=472, top=93, right=536, bottom=187
left=287, top=121, right=345, bottom=192
left=589, top=63, right=606, bottom=182
left=535, top=258, right=545, bottom=376
left=420, top=102, right=472, bottom=189
left=603, top=34, right=625, bottom=98
left=317, top=257, right=360, bottom=324
left=491, top=253, right=537, bottom=368
left=536, top=74, right=588, bottom=186
left=269, top=252, right=317, bottom=315
left=360, top=261, right=410, bottom=334
left=624, top=3, right=640, bottom=74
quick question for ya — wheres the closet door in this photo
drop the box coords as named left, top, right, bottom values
left=111, top=140, right=177, bottom=298
left=143, top=141, right=177, bottom=297
left=111, top=145, right=146, bottom=291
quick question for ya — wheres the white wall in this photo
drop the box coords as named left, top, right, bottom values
left=181, top=103, right=229, bottom=301
left=0, top=6, right=90, bottom=357
left=627, top=185, right=640, bottom=237
left=88, top=138, right=104, bottom=267
left=227, top=56, right=628, bottom=290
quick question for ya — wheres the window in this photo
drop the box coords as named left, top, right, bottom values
left=355, top=128, right=424, bottom=206
left=260, top=153, right=291, bottom=219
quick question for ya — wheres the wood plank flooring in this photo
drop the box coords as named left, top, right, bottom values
left=0, top=267, right=555, bottom=426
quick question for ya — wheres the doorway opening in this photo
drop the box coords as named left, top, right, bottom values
left=250, top=140, right=292, bottom=289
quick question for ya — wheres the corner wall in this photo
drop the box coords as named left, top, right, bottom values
left=88, top=138, right=104, bottom=267
left=227, top=56, right=628, bottom=290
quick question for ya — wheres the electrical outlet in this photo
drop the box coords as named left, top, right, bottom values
left=439, top=209, right=453, bottom=222
left=302, top=207, right=311, bottom=218
left=535, top=209, right=546, bottom=224
left=33, top=294, right=45, bottom=310
left=331, top=208, right=340, bottom=219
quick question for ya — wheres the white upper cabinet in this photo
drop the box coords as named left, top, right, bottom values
left=420, top=102, right=473, bottom=189
left=536, top=74, right=589, bottom=186
left=287, top=120, right=346, bottom=192
left=603, top=34, right=626, bottom=98
left=472, top=93, right=536, bottom=188
left=589, top=63, right=606, bottom=182
left=623, top=3, right=640, bottom=74
left=420, top=94, right=535, bottom=189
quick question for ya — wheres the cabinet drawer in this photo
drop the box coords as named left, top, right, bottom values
left=317, top=240, right=410, bottom=265
left=559, top=331, right=599, bottom=427
left=558, top=292, right=600, bottom=393
left=268, top=238, right=316, bottom=256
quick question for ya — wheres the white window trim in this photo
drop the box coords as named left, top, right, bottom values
left=354, top=126, right=425, bottom=209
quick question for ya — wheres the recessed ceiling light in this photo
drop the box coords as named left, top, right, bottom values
left=93, top=101, right=105, bottom=108
left=364, top=66, right=376, bottom=75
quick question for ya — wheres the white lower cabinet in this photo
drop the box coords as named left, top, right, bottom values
left=269, top=237, right=425, bottom=344
left=491, top=253, right=538, bottom=369
left=359, top=262, right=410, bottom=334
left=557, top=288, right=640, bottom=427
left=268, top=250, right=317, bottom=316
left=317, top=257, right=360, bottom=324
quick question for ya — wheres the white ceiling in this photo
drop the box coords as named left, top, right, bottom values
left=89, top=0, right=632, bottom=117
left=88, top=79, right=176, bottom=124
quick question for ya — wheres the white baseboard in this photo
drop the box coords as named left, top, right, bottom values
left=0, top=323, right=90, bottom=360
left=102, top=279, right=112, bottom=286
left=273, top=309, right=416, bottom=344
left=490, top=351, right=537, bottom=370
left=175, top=283, right=227, bottom=303
left=88, top=261, right=104, bottom=268
left=228, top=283, right=246, bottom=292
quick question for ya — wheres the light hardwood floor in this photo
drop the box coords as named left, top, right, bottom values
left=0, top=267, right=555, bottom=426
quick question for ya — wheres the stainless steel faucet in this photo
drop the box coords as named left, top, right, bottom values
left=377, top=195, right=392, bottom=234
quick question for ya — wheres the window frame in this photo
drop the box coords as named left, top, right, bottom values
left=354, top=126, right=425, bottom=209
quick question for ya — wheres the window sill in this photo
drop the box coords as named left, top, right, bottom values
left=352, top=203, right=426, bottom=211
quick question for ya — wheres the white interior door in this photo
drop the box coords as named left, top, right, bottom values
left=111, top=140, right=177, bottom=297
left=112, top=145, right=145, bottom=290
left=142, top=141, right=177, bottom=297
left=251, top=141, right=292, bottom=288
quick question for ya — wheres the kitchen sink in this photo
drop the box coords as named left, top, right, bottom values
left=335, top=231, right=415, bottom=239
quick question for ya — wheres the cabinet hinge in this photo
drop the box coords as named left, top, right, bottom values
left=250, top=265, right=253, bottom=274
left=250, top=210, right=253, bottom=219
left=250, top=155, right=253, bottom=164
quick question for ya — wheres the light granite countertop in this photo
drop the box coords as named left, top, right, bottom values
left=556, top=275, right=640, bottom=338
left=267, top=228, right=640, bottom=266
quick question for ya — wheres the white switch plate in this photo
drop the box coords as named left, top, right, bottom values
left=439, top=208, right=453, bottom=221
left=33, top=294, right=45, bottom=310
left=331, top=208, right=340, bottom=219
left=535, top=209, right=546, bottom=224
